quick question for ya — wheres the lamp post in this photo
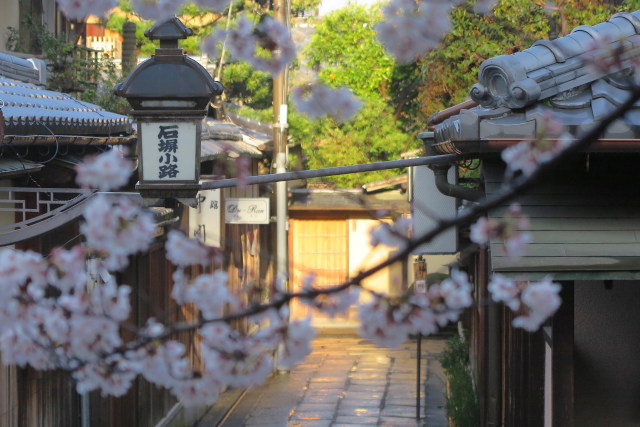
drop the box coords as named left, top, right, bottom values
left=115, top=17, right=223, bottom=202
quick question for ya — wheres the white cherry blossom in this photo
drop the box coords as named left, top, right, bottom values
left=184, top=271, right=237, bottom=319
left=81, top=195, right=156, bottom=270
left=514, top=277, right=562, bottom=331
left=57, top=0, right=118, bottom=20
left=203, top=16, right=296, bottom=76
left=376, top=0, right=454, bottom=63
left=277, top=318, right=315, bottom=368
left=502, top=114, right=573, bottom=177
left=166, top=230, right=211, bottom=266
left=132, top=0, right=183, bottom=21
left=75, top=148, right=133, bottom=192
left=370, top=217, right=412, bottom=249
left=292, top=83, right=362, bottom=121
left=439, top=269, right=473, bottom=310
left=469, top=204, right=531, bottom=259
left=301, top=275, right=360, bottom=317
left=358, top=298, right=412, bottom=347
left=170, top=374, right=222, bottom=407
left=487, top=274, right=521, bottom=311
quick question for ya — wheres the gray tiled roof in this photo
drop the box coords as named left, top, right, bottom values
left=200, top=117, right=270, bottom=160
left=0, top=52, right=42, bottom=85
left=0, top=75, right=132, bottom=137
left=432, top=11, right=640, bottom=150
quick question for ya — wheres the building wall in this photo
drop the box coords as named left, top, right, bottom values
left=288, top=213, right=409, bottom=326
left=574, top=280, right=640, bottom=426
left=348, top=218, right=403, bottom=297
left=0, top=2, right=20, bottom=51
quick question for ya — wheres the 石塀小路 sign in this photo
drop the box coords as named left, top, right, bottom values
left=225, top=198, right=270, bottom=224
left=140, top=121, right=198, bottom=182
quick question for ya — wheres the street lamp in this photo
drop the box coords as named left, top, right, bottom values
left=115, top=16, right=223, bottom=201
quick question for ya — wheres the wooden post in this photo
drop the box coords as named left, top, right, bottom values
left=121, top=21, right=137, bottom=74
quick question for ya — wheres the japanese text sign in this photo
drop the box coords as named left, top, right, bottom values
left=140, top=121, right=197, bottom=182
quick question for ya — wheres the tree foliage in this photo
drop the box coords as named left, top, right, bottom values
left=304, top=5, right=395, bottom=99
left=291, top=97, right=412, bottom=187
left=416, top=0, right=619, bottom=120
left=287, top=5, right=416, bottom=187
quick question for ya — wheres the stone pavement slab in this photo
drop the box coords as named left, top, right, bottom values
left=209, top=332, right=448, bottom=427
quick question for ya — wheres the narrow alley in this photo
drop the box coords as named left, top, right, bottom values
left=197, top=330, right=448, bottom=427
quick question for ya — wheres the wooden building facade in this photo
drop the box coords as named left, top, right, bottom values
left=427, top=10, right=640, bottom=426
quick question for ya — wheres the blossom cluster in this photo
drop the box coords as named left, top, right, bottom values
left=202, top=16, right=296, bottom=76
left=299, top=274, right=361, bottom=318
left=0, top=245, right=131, bottom=373
left=57, top=0, right=234, bottom=21
left=56, top=0, right=118, bottom=20
left=358, top=269, right=473, bottom=347
left=369, top=217, right=413, bottom=249
left=75, top=148, right=133, bottom=192
left=375, top=0, right=458, bottom=63
left=502, top=113, right=573, bottom=177
left=470, top=203, right=531, bottom=258
left=488, top=274, right=562, bottom=331
left=291, top=83, right=362, bottom=122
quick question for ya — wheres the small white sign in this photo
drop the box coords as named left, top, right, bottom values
left=225, top=198, right=270, bottom=224
left=189, top=188, right=221, bottom=247
left=140, top=121, right=197, bottom=181
left=415, top=279, right=427, bottom=294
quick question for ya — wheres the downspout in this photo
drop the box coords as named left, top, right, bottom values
left=429, top=164, right=483, bottom=201
left=419, top=131, right=483, bottom=202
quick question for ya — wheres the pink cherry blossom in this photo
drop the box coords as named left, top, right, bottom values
left=170, top=374, right=221, bottom=407
left=469, top=204, right=531, bottom=259
left=502, top=113, right=573, bottom=177
left=301, top=275, right=360, bottom=317
left=48, top=246, right=87, bottom=293
left=183, top=271, right=237, bottom=319
left=81, top=195, right=156, bottom=270
left=277, top=318, right=315, bottom=369
left=57, top=0, right=118, bottom=20
left=132, top=0, right=182, bottom=21
left=487, top=274, right=521, bottom=311
left=166, top=230, right=214, bottom=266
left=0, top=248, right=46, bottom=299
left=292, top=83, right=362, bottom=122
left=376, top=0, right=454, bottom=63
left=358, top=298, right=412, bottom=347
left=469, top=216, right=492, bottom=245
left=75, top=148, right=133, bottom=191
left=200, top=30, right=228, bottom=59
left=73, top=358, right=137, bottom=397
left=203, top=16, right=296, bottom=76
left=370, top=217, right=412, bottom=248
left=513, top=277, right=562, bottom=331
left=439, top=269, right=473, bottom=310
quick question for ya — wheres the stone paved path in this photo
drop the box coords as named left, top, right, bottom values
left=206, top=331, right=448, bottom=427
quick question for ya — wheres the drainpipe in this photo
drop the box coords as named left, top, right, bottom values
left=429, top=164, right=483, bottom=201
left=81, top=392, right=90, bottom=427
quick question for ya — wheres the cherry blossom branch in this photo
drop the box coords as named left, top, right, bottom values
left=137, top=83, right=640, bottom=341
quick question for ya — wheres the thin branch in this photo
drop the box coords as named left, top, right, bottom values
left=108, top=84, right=640, bottom=357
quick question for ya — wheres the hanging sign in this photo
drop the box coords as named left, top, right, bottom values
left=140, top=121, right=198, bottom=182
left=225, top=198, right=270, bottom=224
left=188, top=188, right=221, bottom=247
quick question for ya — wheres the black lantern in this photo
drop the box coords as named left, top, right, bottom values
left=115, top=17, right=223, bottom=200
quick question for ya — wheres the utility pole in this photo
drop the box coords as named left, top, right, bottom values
left=273, top=0, right=290, bottom=292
